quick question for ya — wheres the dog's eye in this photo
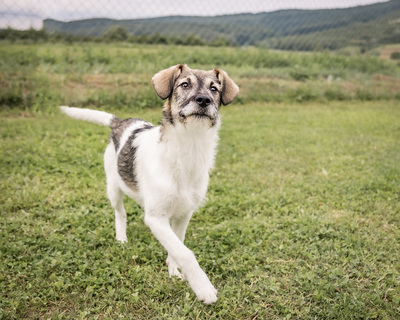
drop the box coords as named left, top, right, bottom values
left=181, top=82, right=189, bottom=88
left=210, top=86, right=218, bottom=92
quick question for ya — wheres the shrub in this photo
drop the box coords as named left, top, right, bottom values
left=103, top=26, right=129, bottom=42
left=390, top=51, right=400, bottom=60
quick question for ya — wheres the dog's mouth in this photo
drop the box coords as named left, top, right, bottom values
left=179, top=111, right=215, bottom=121
left=190, top=113, right=214, bottom=119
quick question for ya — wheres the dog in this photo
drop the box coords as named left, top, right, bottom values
left=60, top=64, right=239, bottom=304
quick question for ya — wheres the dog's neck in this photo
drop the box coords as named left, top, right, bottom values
left=158, top=119, right=221, bottom=177
left=160, top=119, right=220, bottom=152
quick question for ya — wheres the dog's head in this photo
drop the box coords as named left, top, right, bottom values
left=152, top=64, right=239, bottom=127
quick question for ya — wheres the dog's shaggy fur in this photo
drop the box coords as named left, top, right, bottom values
left=61, top=64, right=239, bottom=304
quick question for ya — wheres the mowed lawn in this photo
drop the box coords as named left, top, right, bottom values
left=1, top=99, right=399, bottom=319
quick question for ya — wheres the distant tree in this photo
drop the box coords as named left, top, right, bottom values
left=103, top=26, right=129, bottom=42
left=149, top=34, right=168, bottom=44
left=184, top=35, right=206, bottom=46
left=210, top=37, right=232, bottom=47
left=0, top=28, right=47, bottom=42
left=390, top=51, right=400, bottom=60
left=130, top=35, right=150, bottom=44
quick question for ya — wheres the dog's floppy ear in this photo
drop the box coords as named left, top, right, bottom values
left=152, top=64, right=186, bottom=100
left=214, top=69, right=239, bottom=105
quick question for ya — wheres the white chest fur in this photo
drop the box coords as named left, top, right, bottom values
left=134, top=122, right=220, bottom=218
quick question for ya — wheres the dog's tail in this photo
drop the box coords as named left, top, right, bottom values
left=60, top=106, right=118, bottom=127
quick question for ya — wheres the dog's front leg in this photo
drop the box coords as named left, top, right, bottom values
left=166, top=214, right=193, bottom=280
left=144, top=214, right=217, bottom=304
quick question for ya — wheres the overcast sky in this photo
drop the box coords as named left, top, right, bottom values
left=1, top=0, right=390, bottom=21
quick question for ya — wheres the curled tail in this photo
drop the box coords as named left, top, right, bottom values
left=60, top=106, right=118, bottom=127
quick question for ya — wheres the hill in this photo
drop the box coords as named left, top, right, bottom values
left=44, top=0, right=400, bottom=50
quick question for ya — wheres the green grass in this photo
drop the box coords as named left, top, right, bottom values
left=1, top=101, right=399, bottom=319
left=0, top=43, right=399, bottom=114
left=1, top=43, right=400, bottom=319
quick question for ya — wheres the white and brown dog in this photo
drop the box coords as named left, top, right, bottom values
left=60, top=64, right=239, bottom=304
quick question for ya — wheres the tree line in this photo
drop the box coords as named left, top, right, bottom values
left=1, top=25, right=399, bottom=55
left=0, top=26, right=232, bottom=47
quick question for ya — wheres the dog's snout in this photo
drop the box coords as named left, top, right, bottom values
left=195, top=95, right=211, bottom=108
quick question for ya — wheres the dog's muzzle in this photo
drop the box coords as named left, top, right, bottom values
left=179, top=95, right=218, bottom=121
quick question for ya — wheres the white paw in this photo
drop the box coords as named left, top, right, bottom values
left=194, top=283, right=218, bottom=304
left=116, top=236, right=128, bottom=243
left=186, top=270, right=218, bottom=304
left=166, top=256, right=185, bottom=280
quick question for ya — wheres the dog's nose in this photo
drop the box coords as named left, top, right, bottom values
left=195, top=95, right=211, bottom=108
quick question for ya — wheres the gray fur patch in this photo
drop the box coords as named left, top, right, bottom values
left=117, top=124, right=153, bottom=192
left=110, top=117, right=141, bottom=151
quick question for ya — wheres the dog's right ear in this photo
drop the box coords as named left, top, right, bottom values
left=152, top=64, right=186, bottom=100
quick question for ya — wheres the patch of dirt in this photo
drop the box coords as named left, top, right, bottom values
left=379, top=46, right=400, bottom=60
left=84, top=74, right=114, bottom=88
left=371, top=74, right=400, bottom=93
left=0, top=111, right=36, bottom=118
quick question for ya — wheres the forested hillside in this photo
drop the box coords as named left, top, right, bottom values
left=42, top=0, right=400, bottom=50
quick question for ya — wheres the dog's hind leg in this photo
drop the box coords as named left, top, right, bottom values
left=108, top=185, right=127, bottom=243
left=104, top=144, right=128, bottom=243
left=166, top=213, right=193, bottom=280
left=145, top=213, right=217, bottom=304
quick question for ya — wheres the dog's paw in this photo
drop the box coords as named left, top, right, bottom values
left=166, top=256, right=185, bottom=280
left=116, top=236, right=128, bottom=244
left=194, top=283, right=218, bottom=304
left=187, top=271, right=218, bottom=304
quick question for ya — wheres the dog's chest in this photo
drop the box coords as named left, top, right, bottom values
left=141, top=130, right=216, bottom=216
left=167, top=182, right=206, bottom=216
left=158, top=152, right=210, bottom=214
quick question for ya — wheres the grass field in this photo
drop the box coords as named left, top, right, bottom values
left=1, top=43, right=400, bottom=319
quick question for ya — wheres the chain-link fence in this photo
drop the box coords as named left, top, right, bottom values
left=1, top=0, right=399, bottom=51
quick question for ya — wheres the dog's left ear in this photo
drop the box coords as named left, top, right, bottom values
left=152, top=64, right=187, bottom=100
left=214, top=69, right=239, bottom=105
